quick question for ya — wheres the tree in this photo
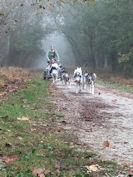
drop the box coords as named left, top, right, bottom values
left=61, top=0, right=133, bottom=75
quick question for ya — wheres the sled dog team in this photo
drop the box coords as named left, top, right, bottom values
left=50, top=66, right=96, bottom=94
left=73, top=67, right=96, bottom=94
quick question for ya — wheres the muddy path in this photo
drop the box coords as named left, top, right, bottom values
left=53, top=80, right=133, bottom=168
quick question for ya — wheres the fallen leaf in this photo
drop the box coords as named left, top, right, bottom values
left=32, top=168, right=45, bottom=176
left=48, top=3, right=53, bottom=7
left=58, top=127, right=64, bottom=132
left=123, top=141, right=128, bottom=144
left=113, top=153, right=117, bottom=156
left=102, top=141, right=110, bottom=148
left=22, top=99, right=27, bottom=103
left=112, top=99, right=117, bottom=102
left=17, top=137, right=23, bottom=140
left=122, top=162, right=133, bottom=168
left=55, top=165, right=60, bottom=169
left=39, top=174, right=45, bottom=177
left=50, top=118, right=55, bottom=122
left=85, top=164, right=101, bottom=172
left=42, top=124, right=48, bottom=127
left=62, top=120, right=67, bottom=124
left=103, top=159, right=109, bottom=162
left=112, top=158, right=116, bottom=161
left=56, top=169, right=60, bottom=175
left=47, top=105, right=52, bottom=110
left=0, top=115, right=9, bottom=119
left=8, top=89, right=16, bottom=93
left=22, top=105, right=29, bottom=108
left=3, top=155, right=18, bottom=164
left=5, top=143, right=12, bottom=147
left=17, top=117, right=29, bottom=121
left=87, top=112, right=91, bottom=118
left=111, top=146, right=117, bottom=149
left=32, top=168, right=51, bottom=176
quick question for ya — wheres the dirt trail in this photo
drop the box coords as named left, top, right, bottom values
left=54, top=80, right=133, bottom=168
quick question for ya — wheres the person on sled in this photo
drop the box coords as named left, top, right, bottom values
left=46, top=45, right=60, bottom=64
left=49, top=58, right=60, bottom=75
left=44, top=46, right=60, bottom=80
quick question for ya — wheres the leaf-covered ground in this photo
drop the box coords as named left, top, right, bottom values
left=0, top=68, right=127, bottom=177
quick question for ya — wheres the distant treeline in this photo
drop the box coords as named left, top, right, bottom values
left=0, top=0, right=133, bottom=76
left=0, top=0, right=54, bottom=67
left=62, top=0, right=133, bottom=76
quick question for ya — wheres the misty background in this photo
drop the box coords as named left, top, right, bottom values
left=0, top=0, right=133, bottom=76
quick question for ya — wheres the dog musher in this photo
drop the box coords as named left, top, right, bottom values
left=44, top=45, right=60, bottom=79
left=46, top=45, right=60, bottom=64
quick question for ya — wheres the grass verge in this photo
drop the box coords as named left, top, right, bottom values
left=97, top=72, right=133, bottom=93
left=0, top=74, right=126, bottom=177
left=97, top=79, right=133, bottom=93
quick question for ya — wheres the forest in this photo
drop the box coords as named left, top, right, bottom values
left=0, top=0, right=133, bottom=76
left=0, top=1, right=133, bottom=176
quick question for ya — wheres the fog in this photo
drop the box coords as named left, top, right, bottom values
left=0, top=0, right=133, bottom=76
left=35, top=31, right=76, bottom=69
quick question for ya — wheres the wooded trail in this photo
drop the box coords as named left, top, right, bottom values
left=54, top=80, right=133, bottom=169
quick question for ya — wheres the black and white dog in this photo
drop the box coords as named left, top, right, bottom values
left=61, top=68, right=70, bottom=85
left=50, top=63, right=59, bottom=83
left=74, top=67, right=83, bottom=93
left=83, top=72, right=96, bottom=94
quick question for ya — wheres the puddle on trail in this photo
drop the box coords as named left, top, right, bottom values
left=54, top=80, right=133, bottom=167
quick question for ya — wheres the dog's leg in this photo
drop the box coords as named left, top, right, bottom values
left=54, top=75, right=56, bottom=83
left=78, top=84, right=80, bottom=93
left=69, top=78, right=71, bottom=86
left=92, top=84, right=95, bottom=94
left=89, top=84, right=91, bottom=93
left=76, top=83, right=80, bottom=94
left=53, top=77, right=55, bottom=83
left=76, top=84, right=78, bottom=94
left=84, top=83, right=87, bottom=90
left=62, top=76, right=64, bottom=85
left=86, top=84, right=89, bottom=93
left=91, top=81, right=94, bottom=94
left=54, top=75, right=55, bottom=83
left=82, top=77, right=86, bottom=91
left=79, top=82, right=82, bottom=93
left=91, top=84, right=94, bottom=94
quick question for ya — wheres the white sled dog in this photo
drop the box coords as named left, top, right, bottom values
left=74, top=67, right=83, bottom=93
left=83, top=72, right=96, bottom=94
left=51, top=63, right=59, bottom=83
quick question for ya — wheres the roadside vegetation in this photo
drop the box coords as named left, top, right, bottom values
left=62, top=0, right=133, bottom=77
left=0, top=67, right=127, bottom=177
left=97, top=72, right=133, bottom=93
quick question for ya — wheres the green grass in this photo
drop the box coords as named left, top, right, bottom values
left=98, top=79, right=133, bottom=93
left=0, top=74, right=126, bottom=177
